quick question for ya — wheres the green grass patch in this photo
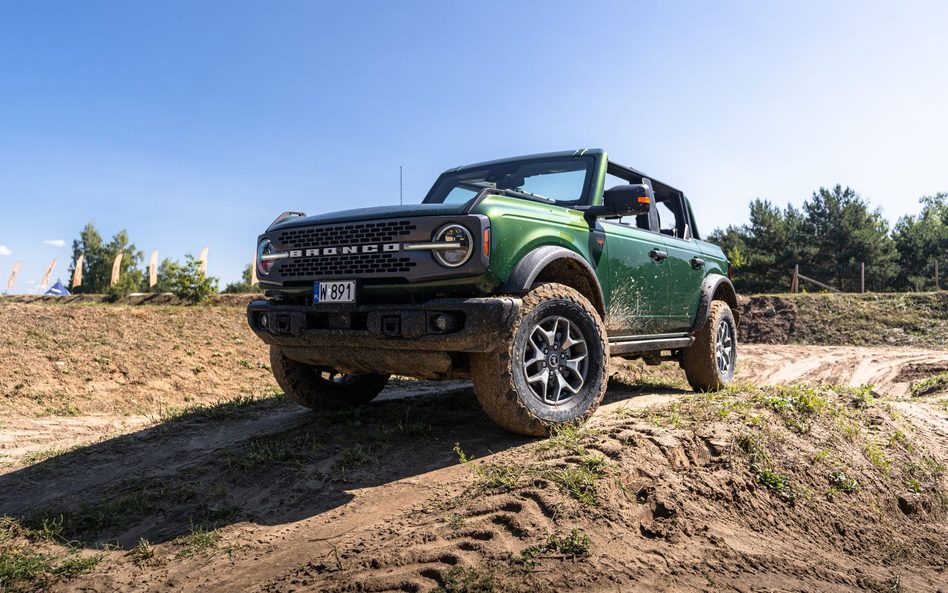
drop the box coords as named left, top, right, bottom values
left=176, top=525, right=225, bottom=558
left=910, top=372, right=948, bottom=398
left=26, top=476, right=196, bottom=541
left=454, top=443, right=525, bottom=491
left=737, top=433, right=796, bottom=502
left=0, top=545, right=57, bottom=591
left=455, top=440, right=609, bottom=505
left=431, top=565, right=497, bottom=593
left=128, top=538, right=155, bottom=568
left=514, top=527, right=592, bottom=572
left=0, top=517, right=101, bottom=592
left=232, top=430, right=324, bottom=470
left=20, top=446, right=70, bottom=466
left=155, top=391, right=285, bottom=424
left=549, top=464, right=601, bottom=505
left=754, top=385, right=828, bottom=416
left=537, top=422, right=594, bottom=455
left=395, top=408, right=432, bottom=437
left=865, top=443, right=890, bottom=473
left=786, top=292, right=948, bottom=349
left=41, top=402, right=81, bottom=417
left=826, top=470, right=859, bottom=501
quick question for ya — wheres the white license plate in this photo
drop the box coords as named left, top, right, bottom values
left=313, top=281, right=356, bottom=304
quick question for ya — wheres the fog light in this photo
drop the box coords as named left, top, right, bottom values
left=433, top=314, right=448, bottom=331
left=259, top=313, right=269, bottom=328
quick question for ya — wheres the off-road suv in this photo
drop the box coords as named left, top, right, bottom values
left=248, top=149, right=739, bottom=435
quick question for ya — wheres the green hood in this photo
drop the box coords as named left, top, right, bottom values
left=270, top=203, right=469, bottom=230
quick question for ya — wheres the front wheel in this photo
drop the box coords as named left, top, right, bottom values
left=680, top=300, right=737, bottom=391
left=270, top=346, right=390, bottom=410
left=471, top=283, right=609, bottom=436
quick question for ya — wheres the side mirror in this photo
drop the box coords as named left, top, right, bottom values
left=580, top=184, right=652, bottom=222
left=603, top=184, right=652, bottom=216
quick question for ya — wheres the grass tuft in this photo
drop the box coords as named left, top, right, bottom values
left=176, top=525, right=224, bottom=558
left=454, top=443, right=525, bottom=491
left=431, top=565, right=496, bottom=593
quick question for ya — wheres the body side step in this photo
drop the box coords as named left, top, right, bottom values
left=609, top=336, right=693, bottom=356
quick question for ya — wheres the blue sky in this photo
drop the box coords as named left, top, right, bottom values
left=1, top=1, right=946, bottom=292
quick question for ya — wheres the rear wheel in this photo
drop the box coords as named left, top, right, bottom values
left=471, top=283, right=608, bottom=436
left=681, top=300, right=737, bottom=391
left=270, top=346, right=390, bottom=410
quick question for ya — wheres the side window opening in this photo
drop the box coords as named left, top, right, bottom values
left=655, top=194, right=689, bottom=239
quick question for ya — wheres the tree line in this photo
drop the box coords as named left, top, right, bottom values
left=66, top=222, right=259, bottom=300
left=708, top=186, right=948, bottom=294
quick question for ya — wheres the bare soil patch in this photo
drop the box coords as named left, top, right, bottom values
left=737, top=344, right=948, bottom=398
left=2, top=376, right=946, bottom=593
left=895, top=362, right=948, bottom=385
left=738, top=295, right=797, bottom=345
left=0, top=302, right=277, bottom=419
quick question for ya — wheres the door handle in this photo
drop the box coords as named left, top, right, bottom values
left=649, top=249, right=668, bottom=261
left=690, top=257, right=706, bottom=269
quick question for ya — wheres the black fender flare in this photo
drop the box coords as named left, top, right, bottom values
left=502, top=245, right=606, bottom=318
left=690, top=274, right=740, bottom=334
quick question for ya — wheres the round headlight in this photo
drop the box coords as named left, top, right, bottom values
left=257, top=239, right=275, bottom=275
left=433, top=224, right=473, bottom=267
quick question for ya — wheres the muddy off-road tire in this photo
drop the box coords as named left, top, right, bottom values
left=471, top=283, right=609, bottom=436
left=270, top=346, right=390, bottom=410
left=681, top=300, right=737, bottom=391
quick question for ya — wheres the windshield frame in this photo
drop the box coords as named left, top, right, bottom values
left=422, top=155, right=597, bottom=208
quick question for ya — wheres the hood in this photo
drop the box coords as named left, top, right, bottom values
left=269, top=203, right=470, bottom=230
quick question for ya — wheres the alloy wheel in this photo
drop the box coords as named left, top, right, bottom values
left=521, top=315, right=589, bottom=405
left=715, top=320, right=734, bottom=375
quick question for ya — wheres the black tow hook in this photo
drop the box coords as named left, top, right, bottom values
left=381, top=315, right=401, bottom=337
left=261, top=311, right=306, bottom=336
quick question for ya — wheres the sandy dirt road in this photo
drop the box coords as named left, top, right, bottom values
left=738, top=344, right=948, bottom=397
left=6, top=344, right=945, bottom=471
left=2, top=344, right=947, bottom=592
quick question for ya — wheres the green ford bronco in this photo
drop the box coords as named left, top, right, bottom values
left=248, top=149, right=739, bottom=435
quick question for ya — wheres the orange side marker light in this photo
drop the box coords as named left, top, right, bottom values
left=484, top=229, right=490, bottom=257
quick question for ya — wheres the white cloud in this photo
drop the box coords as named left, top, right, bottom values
left=44, top=239, right=66, bottom=247
left=0, top=245, right=11, bottom=256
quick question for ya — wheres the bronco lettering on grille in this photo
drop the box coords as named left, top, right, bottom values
left=288, top=243, right=400, bottom=258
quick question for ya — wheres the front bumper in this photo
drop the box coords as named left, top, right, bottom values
left=247, top=297, right=520, bottom=354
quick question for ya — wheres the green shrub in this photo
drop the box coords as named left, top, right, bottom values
left=165, top=254, right=218, bottom=304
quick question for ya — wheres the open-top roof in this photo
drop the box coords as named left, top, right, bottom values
left=443, top=148, right=685, bottom=197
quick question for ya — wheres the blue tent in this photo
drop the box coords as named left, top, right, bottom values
left=45, top=281, right=70, bottom=296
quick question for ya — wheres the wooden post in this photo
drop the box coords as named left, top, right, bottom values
left=937, top=259, right=940, bottom=291
left=792, top=264, right=799, bottom=294
left=861, top=262, right=865, bottom=294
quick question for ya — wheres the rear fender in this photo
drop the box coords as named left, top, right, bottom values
left=690, top=274, right=740, bottom=334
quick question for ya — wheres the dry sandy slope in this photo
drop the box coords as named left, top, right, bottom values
left=0, top=302, right=277, bottom=418
left=3, top=377, right=945, bottom=593
left=1, top=302, right=948, bottom=592
left=738, top=344, right=948, bottom=398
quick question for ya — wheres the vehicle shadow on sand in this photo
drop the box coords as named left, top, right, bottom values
left=0, top=380, right=668, bottom=550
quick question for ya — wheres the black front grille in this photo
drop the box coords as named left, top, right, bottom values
left=279, top=253, right=417, bottom=278
left=278, top=220, right=417, bottom=250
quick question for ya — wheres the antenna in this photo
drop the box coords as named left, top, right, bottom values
left=400, top=166, right=403, bottom=205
